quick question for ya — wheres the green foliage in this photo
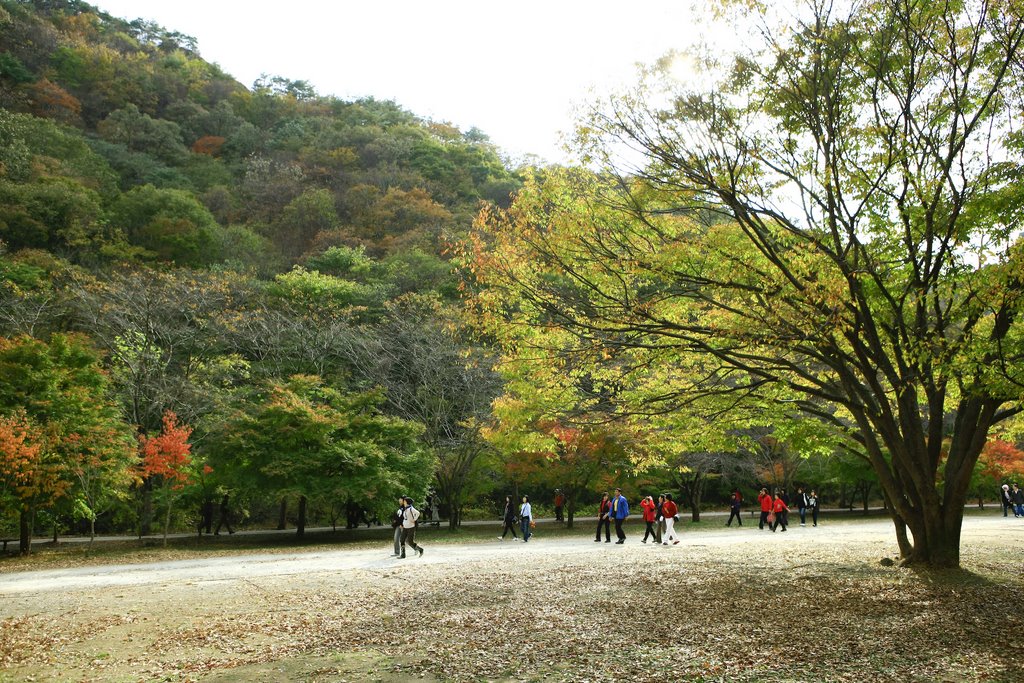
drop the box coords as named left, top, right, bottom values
left=205, top=375, right=434, bottom=520
left=108, top=184, right=221, bottom=264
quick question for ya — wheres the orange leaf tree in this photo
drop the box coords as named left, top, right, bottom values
left=138, top=410, right=193, bottom=545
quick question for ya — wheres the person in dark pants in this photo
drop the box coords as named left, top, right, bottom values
left=770, top=492, right=789, bottom=532
left=726, top=491, right=742, bottom=526
left=594, top=493, right=611, bottom=542
left=808, top=490, right=819, bottom=526
left=519, top=495, right=533, bottom=542
left=197, top=497, right=213, bottom=536
left=399, top=496, right=424, bottom=558
left=1013, top=484, right=1024, bottom=518
left=554, top=489, right=565, bottom=522
left=757, top=488, right=772, bottom=530
left=391, top=499, right=405, bottom=556
left=640, top=495, right=658, bottom=542
left=796, top=487, right=809, bottom=526
left=609, top=487, right=630, bottom=543
left=1001, top=484, right=1014, bottom=517
left=498, top=494, right=519, bottom=541
left=214, top=494, right=234, bottom=535
left=655, top=494, right=666, bottom=543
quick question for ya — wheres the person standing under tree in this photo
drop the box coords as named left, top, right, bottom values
left=399, top=496, right=424, bottom=558
left=726, top=491, right=742, bottom=527
left=594, top=492, right=611, bottom=543
left=609, top=487, right=630, bottom=544
left=498, top=494, right=519, bottom=541
left=554, top=489, right=565, bottom=522
left=214, top=494, right=234, bottom=535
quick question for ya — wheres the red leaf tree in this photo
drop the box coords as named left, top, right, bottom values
left=139, top=410, right=193, bottom=545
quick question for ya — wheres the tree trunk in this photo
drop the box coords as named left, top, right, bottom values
left=52, top=518, right=59, bottom=544
left=277, top=497, right=287, bottom=530
left=296, top=495, right=307, bottom=537
left=163, top=497, right=172, bottom=547
left=139, top=481, right=153, bottom=537
left=19, top=506, right=32, bottom=555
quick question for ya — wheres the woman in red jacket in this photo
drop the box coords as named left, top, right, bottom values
left=660, top=494, right=680, bottom=545
left=771, top=493, right=790, bottom=532
left=640, top=495, right=657, bottom=543
left=757, top=488, right=773, bottom=530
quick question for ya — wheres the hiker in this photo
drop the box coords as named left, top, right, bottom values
left=796, top=487, right=809, bottom=526
left=520, top=495, right=533, bottom=542
left=214, top=494, right=234, bottom=535
left=554, top=489, right=565, bottom=522
left=808, top=490, right=819, bottom=527
left=399, top=496, right=424, bottom=559
left=655, top=494, right=667, bottom=544
left=757, top=488, right=772, bottom=530
left=726, top=491, right=742, bottom=527
left=609, top=487, right=630, bottom=544
left=1012, top=484, right=1024, bottom=518
left=660, top=493, right=680, bottom=545
left=498, top=494, right=519, bottom=541
left=771, top=492, right=790, bottom=532
left=197, top=497, right=213, bottom=536
left=1001, top=484, right=1015, bottom=517
left=391, top=498, right=405, bottom=556
left=640, top=495, right=658, bottom=543
left=594, top=492, right=611, bottom=543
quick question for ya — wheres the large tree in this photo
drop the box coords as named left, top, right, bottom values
left=466, top=0, right=1024, bottom=567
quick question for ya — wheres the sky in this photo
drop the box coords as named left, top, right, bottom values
left=92, top=1, right=713, bottom=164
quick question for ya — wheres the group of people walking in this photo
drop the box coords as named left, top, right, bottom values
left=756, top=487, right=818, bottom=531
left=390, top=496, right=426, bottom=559
left=498, top=494, right=535, bottom=542
left=1000, top=483, right=1024, bottom=517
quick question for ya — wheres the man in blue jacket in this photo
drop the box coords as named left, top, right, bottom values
left=610, top=487, right=630, bottom=544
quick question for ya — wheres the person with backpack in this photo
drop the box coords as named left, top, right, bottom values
left=519, top=495, right=533, bottom=542
left=660, top=493, right=680, bottom=545
left=398, top=496, right=424, bottom=558
left=391, top=498, right=406, bottom=556
left=498, top=494, right=519, bottom=541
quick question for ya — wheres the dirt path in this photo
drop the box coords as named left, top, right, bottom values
left=1, top=515, right=1022, bottom=682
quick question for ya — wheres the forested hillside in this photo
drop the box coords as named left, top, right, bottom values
left=0, top=0, right=519, bottom=550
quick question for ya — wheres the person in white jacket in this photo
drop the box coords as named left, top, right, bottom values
left=399, top=496, right=425, bottom=559
left=519, top=495, right=533, bottom=542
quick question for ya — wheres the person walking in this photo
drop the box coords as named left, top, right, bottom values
left=796, top=487, right=809, bottom=526
left=498, top=494, right=519, bottom=540
left=399, top=496, right=424, bottom=558
left=519, top=495, right=533, bottom=542
left=640, top=495, right=658, bottom=543
left=757, top=488, right=772, bottom=530
left=214, top=494, right=234, bottom=535
left=655, top=494, right=667, bottom=544
left=661, top=493, right=680, bottom=545
left=1012, top=484, right=1024, bottom=518
left=594, top=492, right=611, bottom=543
left=1001, top=484, right=1014, bottom=517
left=771, top=492, right=790, bottom=532
left=197, top=497, right=213, bottom=536
left=609, top=487, right=630, bottom=543
left=554, top=489, right=565, bottom=522
left=726, top=491, right=742, bottom=527
left=808, top=490, right=819, bottom=527
left=391, top=498, right=406, bottom=556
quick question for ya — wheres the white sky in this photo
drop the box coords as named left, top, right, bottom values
left=92, top=1, right=719, bottom=164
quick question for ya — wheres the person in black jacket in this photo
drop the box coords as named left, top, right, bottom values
left=1001, top=484, right=1014, bottom=517
left=796, top=487, right=809, bottom=526
left=726, top=491, right=742, bottom=527
left=1011, top=484, right=1024, bottom=518
left=498, top=494, right=519, bottom=541
left=391, top=498, right=405, bottom=556
left=214, top=494, right=234, bottom=535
